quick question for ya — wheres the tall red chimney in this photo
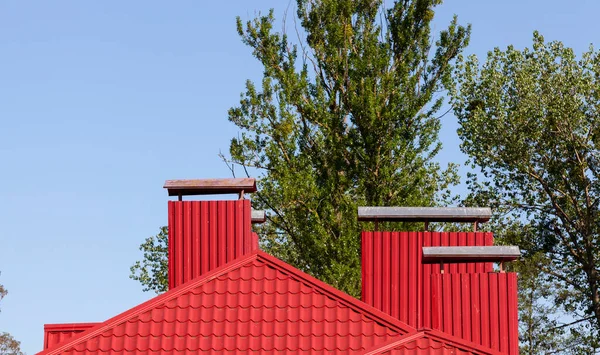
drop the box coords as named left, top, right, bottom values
left=164, top=178, right=259, bottom=289
left=358, top=207, right=520, bottom=355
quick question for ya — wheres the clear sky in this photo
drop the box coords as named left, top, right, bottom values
left=1, top=1, right=598, bottom=353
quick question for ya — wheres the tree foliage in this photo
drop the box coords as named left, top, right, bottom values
left=0, top=333, right=24, bottom=355
left=0, top=283, right=6, bottom=305
left=226, top=0, right=469, bottom=297
left=129, top=226, right=168, bottom=294
left=130, top=0, right=470, bottom=297
left=450, top=31, right=600, bottom=349
left=0, top=274, right=24, bottom=355
left=514, top=250, right=598, bottom=354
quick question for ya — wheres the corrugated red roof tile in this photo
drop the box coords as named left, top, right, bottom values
left=38, top=251, right=415, bottom=355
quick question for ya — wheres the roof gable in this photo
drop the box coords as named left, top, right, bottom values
left=363, top=329, right=501, bottom=355
left=39, top=251, right=414, bottom=354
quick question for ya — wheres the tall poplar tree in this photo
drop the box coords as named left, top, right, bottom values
left=131, top=0, right=471, bottom=297
left=226, top=0, right=469, bottom=296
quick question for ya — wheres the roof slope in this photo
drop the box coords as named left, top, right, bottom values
left=38, top=251, right=414, bottom=354
left=363, top=329, right=501, bottom=355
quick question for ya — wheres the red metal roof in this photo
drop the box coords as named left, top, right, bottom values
left=38, top=180, right=515, bottom=354
left=38, top=251, right=417, bottom=355
left=363, top=329, right=501, bottom=355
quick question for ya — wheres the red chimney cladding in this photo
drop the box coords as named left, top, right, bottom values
left=164, top=178, right=259, bottom=289
left=362, top=231, right=494, bottom=328
left=358, top=207, right=519, bottom=355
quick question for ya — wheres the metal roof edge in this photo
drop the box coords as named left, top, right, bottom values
left=422, top=329, right=503, bottom=355
left=360, top=331, right=426, bottom=355
left=360, top=328, right=502, bottom=355
left=43, top=323, right=100, bottom=331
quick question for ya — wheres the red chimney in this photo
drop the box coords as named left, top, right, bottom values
left=358, top=207, right=520, bottom=355
left=164, top=178, right=259, bottom=289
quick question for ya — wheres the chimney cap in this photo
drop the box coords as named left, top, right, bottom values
left=164, top=178, right=257, bottom=197
left=357, top=207, right=491, bottom=223
left=422, top=246, right=520, bottom=263
left=251, top=210, right=266, bottom=224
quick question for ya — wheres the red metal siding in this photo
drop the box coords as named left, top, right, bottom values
left=431, top=273, right=519, bottom=355
left=168, top=200, right=256, bottom=289
left=43, top=323, right=98, bottom=349
left=362, top=231, right=494, bottom=329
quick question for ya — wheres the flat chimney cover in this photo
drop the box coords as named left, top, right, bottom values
left=164, top=178, right=257, bottom=196
left=357, top=206, right=492, bottom=223
left=422, top=246, right=520, bottom=263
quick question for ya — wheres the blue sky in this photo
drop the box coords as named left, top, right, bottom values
left=0, top=1, right=598, bottom=353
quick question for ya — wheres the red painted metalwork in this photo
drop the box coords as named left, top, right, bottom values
left=43, top=323, right=99, bottom=350
left=362, top=231, right=494, bottom=329
left=38, top=251, right=414, bottom=355
left=168, top=200, right=257, bottom=289
left=362, top=231, right=518, bottom=355
left=37, top=177, right=518, bottom=354
left=431, top=273, right=519, bottom=355
left=164, top=178, right=257, bottom=196
left=422, top=246, right=520, bottom=263
left=363, top=329, right=500, bottom=355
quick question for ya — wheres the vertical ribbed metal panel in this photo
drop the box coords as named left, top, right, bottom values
left=362, top=231, right=494, bottom=329
left=431, top=273, right=519, bottom=355
left=251, top=232, right=259, bottom=251
left=45, top=331, right=81, bottom=350
left=43, top=323, right=98, bottom=350
left=168, top=200, right=253, bottom=289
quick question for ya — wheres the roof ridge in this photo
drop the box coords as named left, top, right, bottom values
left=421, top=329, right=503, bottom=355
left=361, top=331, right=426, bottom=355
left=360, top=328, right=503, bottom=355
left=37, top=252, right=261, bottom=355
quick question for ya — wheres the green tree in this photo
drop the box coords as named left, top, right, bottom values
left=131, top=0, right=471, bottom=297
left=130, top=226, right=168, bottom=294
left=226, top=0, right=469, bottom=297
left=516, top=251, right=585, bottom=354
left=450, top=32, right=600, bottom=350
left=0, top=274, right=24, bottom=355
